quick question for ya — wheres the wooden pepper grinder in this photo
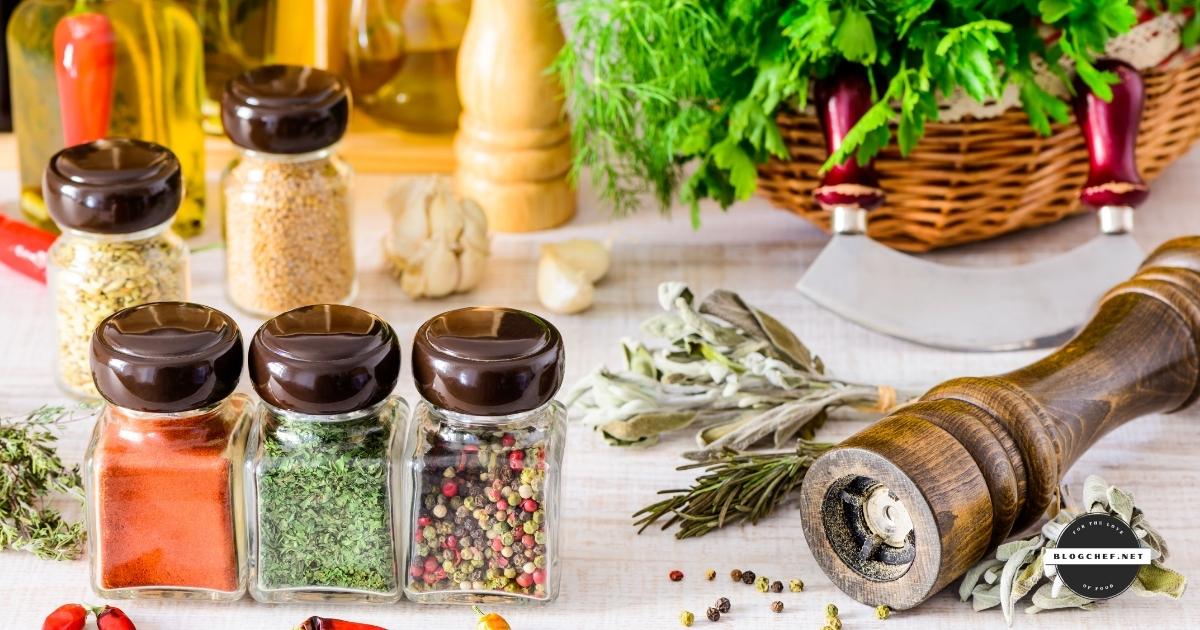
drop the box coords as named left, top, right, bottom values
left=797, top=62, right=1200, bottom=611
left=454, top=0, right=575, bottom=232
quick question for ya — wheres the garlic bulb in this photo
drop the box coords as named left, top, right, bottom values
left=537, top=239, right=611, bottom=314
left=384, top=176, right=490, bottom=298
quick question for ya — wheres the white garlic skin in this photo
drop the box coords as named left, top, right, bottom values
left=536, top=238, right=610, bottom=314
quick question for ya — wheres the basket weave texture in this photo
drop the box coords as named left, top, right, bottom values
left=757, top=53, right=1200, bottom=252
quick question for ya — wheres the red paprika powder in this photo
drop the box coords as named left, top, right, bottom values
left=85, top=302, right=249, bottom=601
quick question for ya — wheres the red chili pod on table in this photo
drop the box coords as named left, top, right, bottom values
left=294, top=617, right=388, bottom=630
left=41, top=603, right=87, bottom=630
left=0, top=215, right=55, bottom=283
left=94, top=606, right=136, bottom=630
left=53, top=6, right=115, bottom=145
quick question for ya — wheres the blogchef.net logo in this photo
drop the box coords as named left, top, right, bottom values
left=1045, top=513, right=1151, bottom=599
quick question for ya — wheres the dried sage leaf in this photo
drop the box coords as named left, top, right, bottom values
left=999, top=536, right=1044, bottom=623
left=1133, top=563, right=1187, bottom=599
left=960, top=558, right=1005, bottom=601
left=970, top=584, right=1002, bottom=611
left=1027, top=582, right=1094, bottom=613
left=699, top=290, right=822, bottom=372
left=601, top=412, right=699, bottom=444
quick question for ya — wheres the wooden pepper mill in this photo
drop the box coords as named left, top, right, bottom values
left=454, top=0, right=576, bottom=232
left=799, top=236, right=1200, bottom=609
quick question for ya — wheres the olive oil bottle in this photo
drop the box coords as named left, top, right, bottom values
left=7, top=0, right=207, bottom=237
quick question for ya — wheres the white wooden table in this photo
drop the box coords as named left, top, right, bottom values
left=4, top=151, right=1200, bottom=629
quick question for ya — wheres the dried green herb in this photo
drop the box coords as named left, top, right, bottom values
left=961, top=475, right=1186, bottom=625
left=634, top=442, right=832, bottom=539
left=256, top=410, right=396, bottom=593
left=567, top=282, right=906, bottom=459
left=0, top=405, right=92, bottom=560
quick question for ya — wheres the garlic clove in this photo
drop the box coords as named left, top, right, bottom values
left=428, top=184, right=465, bottom=242
left=538, top=249, right=595, bottom=314
left=541, top=239, right=611, bottom=283
left=422, top=242, right=461, bottom=298
left=459, top=198, right=490, bottom=253
left=456, top=243, right=487, bottom=293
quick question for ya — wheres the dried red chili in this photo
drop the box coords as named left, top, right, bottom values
left=294, top=617, right=387, bottom=630
left=53, top=3, right=115, bottom=144
left=41, top=604, right=86, bottom=630
left=0, top=215, right=54, bottom=283
left=94, top=606, right=136, bottom=630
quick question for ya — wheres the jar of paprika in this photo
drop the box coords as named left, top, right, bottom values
left=85, top=302, right=250, bottom=601
left=46, top=139, right=190, bottom=399
left=246, top=304, right=406, bottom=603
left=402, top=307, right=567, bottom=604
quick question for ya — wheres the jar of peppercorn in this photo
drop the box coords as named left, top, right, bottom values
left=46, top=139, right=190, bottom=398
left=245, top=304, right=406, bottom=604
left=402, top=307, right=567, bottom=604
left=85, top=302, right=250, bottom=601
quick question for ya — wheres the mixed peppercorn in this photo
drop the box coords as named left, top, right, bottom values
left=408, top=427, right=551, bottom=598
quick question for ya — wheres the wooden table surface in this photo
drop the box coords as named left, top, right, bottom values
left=3, top=151, right=1200, bottom=629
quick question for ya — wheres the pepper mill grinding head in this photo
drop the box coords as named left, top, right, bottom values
left=798, top=236, right=1200, bottom=609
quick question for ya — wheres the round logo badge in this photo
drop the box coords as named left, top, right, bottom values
left=1046, top=513, right=1150, bottom=600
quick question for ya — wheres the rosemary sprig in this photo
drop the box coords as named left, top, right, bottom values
left=633, top=441, right=833, bottom=539
left=0, top=404, right=94, bottom=560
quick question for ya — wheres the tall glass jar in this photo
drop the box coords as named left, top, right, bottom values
left=182, top=0, right=271, bottom=133
left=85, top=302, right=250, bottom=601
left=46, top=139, right=190, bottom=398
left=402, top=307, right=566, bottom=605
left=7, top=0, right=207, bottom=236
left=346, top=0, right=469, bottom=133
left=221, top=65, right=356, bottom=316
left=246, top=304, right=406, bottom=604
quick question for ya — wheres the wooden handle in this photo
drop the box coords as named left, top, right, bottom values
left=1075, top=59, right=1149, bottom=209
left=813, top=67, right=884, bottom=211
left=799, top=236, right=1200, bottom=610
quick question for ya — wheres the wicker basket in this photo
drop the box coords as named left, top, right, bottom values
left=757, top=53, right=1200, bottom=252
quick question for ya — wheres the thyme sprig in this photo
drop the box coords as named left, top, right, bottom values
left=633, top=442, right=833, bottom=539
left=0, top=404, right=94, bottom=560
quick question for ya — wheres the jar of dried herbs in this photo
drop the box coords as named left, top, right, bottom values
left=221, top=64, right=355, bottom=316
left=402, top=307, right=567, bottom=605
left=85, top=302, right=250, bottom=601
left=246, top=304, right=406, bottom=604
left=46, top=139, right=190, bottom=398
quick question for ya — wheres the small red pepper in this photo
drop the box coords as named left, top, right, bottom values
left=54, top=1, right=115, bottom=145
left=0, top=215, right=56, bottom=283
left=295, top=617, right=387, bottom=630
left=94, top=606, right=136, bottom=630
left=42, top=604, right=87, bottom=630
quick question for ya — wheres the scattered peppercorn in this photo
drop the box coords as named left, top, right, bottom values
left=473, top=606, right=512, bottom=630
left=669, top=569, right=685, bottom=582
left=42, top=604, right=88, bottom=630
left=822, top=626, right=834, bottom=630
left=705, top=568, right=716, bottom=581
left=825, top=603, right=839, bottom=618
left=789, top=578, right=804, bottom=592
left=755, top=575, right=769, bottom=592
left=680, top=610, right=695, bottom=627
left=740, top=570, right=755, bottom=584
left=827, top=617, right=843, bottom=630
left=716, top=597, right=731, bottom=613
left=770, top=601, right=783, bottom=613
left=730, top=569, right=742, bottom=582
left=706, top=607, right=720, bottom=622
left=876, top=604, right=891, bottom=620
left=770, top=580, right=783, bottom=593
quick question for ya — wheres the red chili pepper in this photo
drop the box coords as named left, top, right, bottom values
left=94, top=606, right=136, bottom=630
left=0, top=215, right=56, bottom=283
left=42, top=604, right=87, bottom=630
left=295, top=617, right=387, bottom=630
left=54, top=1, right=115, bottom=145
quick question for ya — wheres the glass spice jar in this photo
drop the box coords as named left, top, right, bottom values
left=246, top=304, right=406, bottom=604
left=402, top=307, right=566, bottom=605
left=220, top=64, right=356, bottom=316
left=46, top=139, right=190, bottom=398
left=85, top=302, right=250, bottom=601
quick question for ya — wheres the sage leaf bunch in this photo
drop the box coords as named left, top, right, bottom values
left=0, top=405, right=94, bottom=560
left=961, top=475, right=1186, bottom=625
left=566, top=282, right=904, bottom=459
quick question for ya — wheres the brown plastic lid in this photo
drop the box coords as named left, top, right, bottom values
left=412, top=307, right=565, bottom=416
left=249, top=304, right=400, bottom=415
left=44, top=139, right=182, bottom=234
left=90, top=302, right=243, bottom=413
left=222, top=64, right=350, bottom=154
